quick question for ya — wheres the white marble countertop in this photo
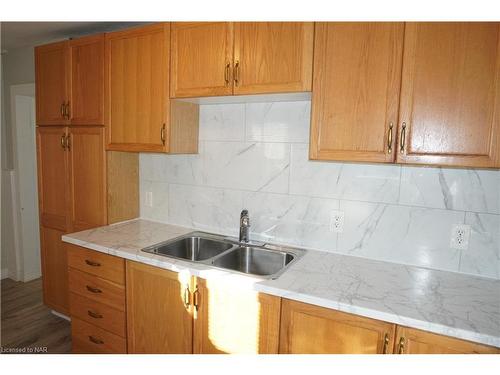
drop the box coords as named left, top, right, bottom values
left=62, top=219, right=500, bottom=348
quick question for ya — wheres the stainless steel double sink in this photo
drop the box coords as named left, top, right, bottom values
left=141, top=232, right=305, bottom=279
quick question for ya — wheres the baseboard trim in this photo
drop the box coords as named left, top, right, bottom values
left=51, top=310, right=71, bottom=322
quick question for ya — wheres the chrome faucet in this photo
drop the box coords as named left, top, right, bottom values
left=239, top=209, right=250, bottom=243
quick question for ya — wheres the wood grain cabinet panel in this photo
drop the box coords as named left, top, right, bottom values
left=67, top=127, right=107, bottom=232
left=35, top=41, right=70, bottom=125
left=40, top=226, right=69, bottom=314
left=397, top=22, right=500, bottom=167
left=233, top=22, right=314, bottom=95
left=105, top=23, right=170, bottom=152
left=68, top=268, right=125, bottom=311
left=126, top=261, right=193, bottom=353
left=36, top=126, right=69, bottom=231
left=394, top=326, right=499, bottom=354
left=69, top=34, right=105, bottom=125
left=170, top=22, right=234, bottom=98
left=310, top=22, right=404, bottom=163
left=279, top=299, right=396, bottom=354
left=72, top=317, right=126, bottom=354
left=193, top=278, right=281, bottom=354
left=66, top=244, right=125, bottom=284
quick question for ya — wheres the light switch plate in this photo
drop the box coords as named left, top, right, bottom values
left=450, top=224, right=471, bottom=250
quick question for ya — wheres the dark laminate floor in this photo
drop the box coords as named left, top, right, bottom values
left=1, top=278, right=71, bottom=354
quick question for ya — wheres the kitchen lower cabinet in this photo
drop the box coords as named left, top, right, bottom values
left=126, top=261, right=193, bottom=353
left=279, top=299, right=395, bottom=354
left=40, top=226, right=69, bottom=315
left=193, top=278, right=281, bottom=354
left=394, top=326, right=499, bottom=354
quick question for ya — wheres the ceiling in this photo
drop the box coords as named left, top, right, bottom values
left=1, top=22, right=148, bottom=51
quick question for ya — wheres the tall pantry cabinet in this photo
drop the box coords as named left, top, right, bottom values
left=35, top=34, right=136, bottom=314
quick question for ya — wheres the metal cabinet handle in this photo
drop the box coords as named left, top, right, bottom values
left=398, top=337, right=405, bottom=354
left=387, top=123, right=393, bottom=154
left=88, top=335, right=104, bottom=345
left=193, top=287, right=200, bottom=312
left=87, top=310, right=103, bottom=319
left=400, top=122, right=406, bottom=153
left=61, top=134, right=66, bottom=150
left=65, top=101, right=70, bottom=119
left=66, top=134, right=71, bottom=151
left=183, top=284, right=191, bottom=308
left=382, top=333, right=390, bottom=354
left=234, top=61, right=240, bottom=86
left=85, top=259, right=101, bottom=267
left=60, top=103, right=65, bottom=118
left=161, top=124, right=166, bottom=145
left=224, top=62, right=231, bottom=86
left=86, top=285, right=102, bottom=294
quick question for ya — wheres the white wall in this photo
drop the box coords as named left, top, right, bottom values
left=140, top=101, right=500, bottom=280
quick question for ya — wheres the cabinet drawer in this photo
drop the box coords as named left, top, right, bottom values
left=67, top=243, right=125, bottom=284
left=72, top=317, right=126, bottom=354
left=69, top=292, right=126, bottom=337
left=68, top=268, right=125, bottom=311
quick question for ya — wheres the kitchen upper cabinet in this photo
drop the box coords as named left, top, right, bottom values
left=126, top=261, right=193, bottom=353
left=397, top=22, right=500, bottom=167
left=233, top=22, right=314, bottom=95
left=35, top=35, right=104, bottom=126
left=35, top=41, right=70, bottom=125
left=69, top=34, right=105, bottom=125
left=105, top=23, right=169, bottom=152
left=40, top=226, right=69, bottom=314
left=193, top=278, right=281, bottom=354
left=309, top=22, right=404, bottom=163
left=67, top=127, right=107, bottom=232
left=171, top=22, right=234, bottom=98
left=36, top=126, right=69, bottom=231
left=394, top=326, right=499, bottom=354
left=279, top=299, right=395, bottom=354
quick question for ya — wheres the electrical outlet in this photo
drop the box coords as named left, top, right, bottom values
left=450, top=224, right=471, bottom=250
left=146, top=191, right=153, bottom=207
left=330, top=210, right=344, bottom=233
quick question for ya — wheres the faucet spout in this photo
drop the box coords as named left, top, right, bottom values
left=239, top=209, right=250, bottom=243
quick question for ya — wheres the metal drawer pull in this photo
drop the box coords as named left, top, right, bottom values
left=387, top=123, right=393, bottom=154
left=86, top=285, right=102, bottom=294
left=183, top=285, right=190, bottom=308
left=224, top=62, right=231, bottom=86
left=87, top=310, right=103, bottom=319
left=60, top=103, right=65, bottom=118
left=234, top=61, right=240, bottom=86
left=85, top=259, right=101, bottom=267
left=398, top=337, right=405, bottom=354
left=382, top=333, right=390, bottom=354
left=88, top=335, right=104, bottom=345
left=400, top=122, right=406, bottom=153
left=161, top=124, right=166, bottom=145
left=193, top=287, right=200, bottom=312
left=66, top=134, right=71, bottom=151
left=61, top=134, right=66, bottom=150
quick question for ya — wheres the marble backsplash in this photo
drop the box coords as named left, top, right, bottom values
left=139, top=101, right=500, bottom=279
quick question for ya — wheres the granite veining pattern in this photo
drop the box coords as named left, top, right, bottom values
left=62, top=219, right=500, bottom=348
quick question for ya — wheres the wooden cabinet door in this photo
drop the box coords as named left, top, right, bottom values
left=36, top=126, right=69, bottom=231
left=310, top=22, right=404, bottom=163
left=105, top=23, right=169, bottom=152
left=67, top=127, right=107, bottom=232
left=394, top=326, right=499, bottom=354
left=397, top=22, right=500, bottom=167
left=35, top=41, right=70, bottom=125
left=69, top=34, right=104, bottom=125
left=233, top=22, right=314, bottom=95
left=171, top=22, right=234, bottom=98
left=193, top=278, right=281, bottom=354
left=126, top=261, right=193, bottom=353
left=279, top=299, right=395, bottom=354
left=40, top=226, right=69, bottom=314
